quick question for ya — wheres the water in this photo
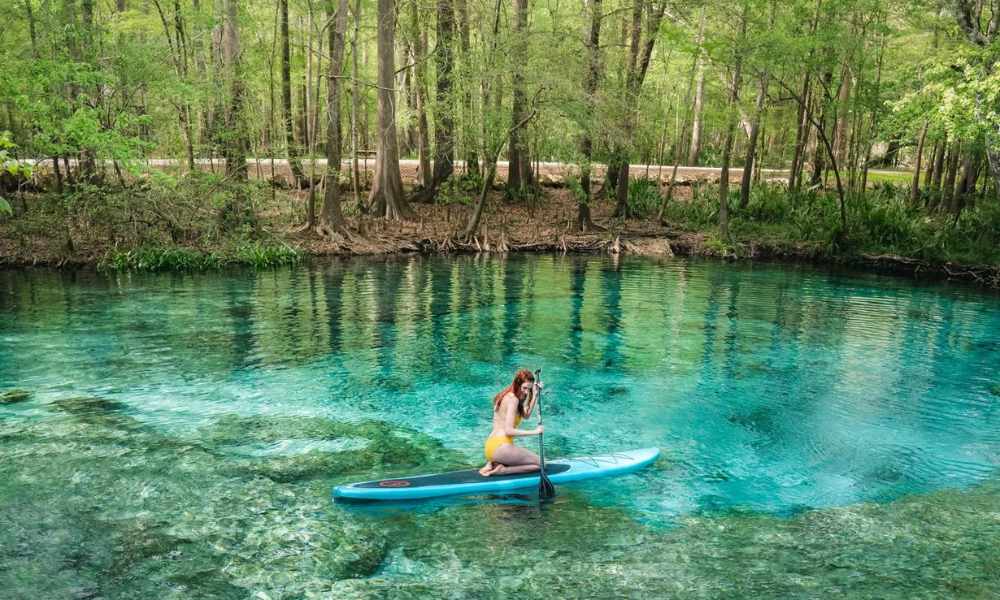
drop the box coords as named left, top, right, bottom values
left=2, top=255, right=999, bottom=598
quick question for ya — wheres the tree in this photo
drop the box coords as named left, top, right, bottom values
left=368, top=0, right=413, bottom=219
left=506, top=0, right=535, bottom=199
left=222, top=0, right=248, bottom=181
left=611, top=0, right=666, bottom=219
left=948, top=0, right=1000, bottom=196
left=576, top=0, right=603, bottom=231
left=687, top=6, right=706, bottom=166
left=317, top=0, right=351, bottom=235
left=717, top=1, right=748, bottom=240
left=431, top=0, right=456, bottom=188
left=280, top=0, right=308, bottom=186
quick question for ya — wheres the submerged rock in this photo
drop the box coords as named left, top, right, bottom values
left=1, top=409, right=392, bottom=599
left=0, top=389, right=31, bottom=404
left=202, top=415, right=466, bottom=484
left=46, top=396, right=147, bottom=432
left=5, top=399, right=998, bottom=598
left=50, top=395, right=129, bottom=415
left=328, top=475, right=1000, bottom=598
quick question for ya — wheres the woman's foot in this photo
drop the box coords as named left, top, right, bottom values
left=479, top=462, right=499, bottom=476
left=490, top=464, right=540, bottom=476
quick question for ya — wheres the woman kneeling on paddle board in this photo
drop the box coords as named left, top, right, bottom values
left=479, top=369, right=544, bottom=477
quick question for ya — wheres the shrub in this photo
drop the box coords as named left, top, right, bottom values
left=627, top=178, right=662, bottom=218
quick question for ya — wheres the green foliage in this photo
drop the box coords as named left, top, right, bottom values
left=627, top=178, right=662, bottom=219
left=99, top=247, right=222, bottom=271
left=663, top=183, right=1000, bottom=266
left=660, top=189, right=718, bottom=229
left=434, top=175, right=481, bottom=205
left=565, top=174, right=588, bottom=206
left=234, top=241, right=301, bottom=269
left=0, top=132, right=30, bottom=216
left=100, top=242, right=300, bottom=272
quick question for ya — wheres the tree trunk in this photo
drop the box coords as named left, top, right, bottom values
left=613, top=0, right=666, bottom=218
left=809, top=68, right=833, bottom=187
left=910, top=122, right=928, bottom=205
left=833, top=63, right=852, bottom=167
left=222, top=0, right=248, bottom=182
left=456, top=0, right=479, bottom=177
left=368, top=0, right=412, bottom=220
left=739, top=73, right=768, bottom=210
left=658, top=35, right=701, bottom=221
left=319, top=0, right=350, bottom=232
left=924, top=139, right=939, bottom=190
left=52, top=156, right=64, bottom=193
left=350, top=0, right=362, bottom=207
left=79, top=0, right=98, bottom=180
left=577, top=0, right=603, bottom=231
left=281, top=0, right=308, bottom=186
left=789, top=0, right=823, bottom=191
left=687, top=6, right=706, bottom=166
left=789, top=73, right=812, bottom=191
left=931, top=138, right=946, bottom=194
left=953, top=149, right=977, bottom=213
left=507, top=0, right=534, bottom=198
left=399, top=38, right=416, bottom=157
left=24, top=0, right=39, bottom=58
left=410, top=2, right=432, bottom=189
left=960, top=151, right=983, bottom=208
left=431, top=0, right=455, bottom=188
left=941, top=141, right=961, bottom=211
left=720, top=3, right=748, bottom=239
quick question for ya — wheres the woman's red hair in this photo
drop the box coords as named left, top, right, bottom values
left=493, top=369, right=535, bottom=417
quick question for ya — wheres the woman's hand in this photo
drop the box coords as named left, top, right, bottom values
left=534, top=425, right=544, bottom=436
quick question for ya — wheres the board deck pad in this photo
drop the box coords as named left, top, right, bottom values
left=355, top=463, right=571, bottom=488
left=334, top=447, right=660, bottom=502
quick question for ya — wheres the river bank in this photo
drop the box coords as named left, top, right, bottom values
left=1, top=176, right=998, bottom=289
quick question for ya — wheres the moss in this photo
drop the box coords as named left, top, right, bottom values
left=46, top=396, right=146, bottom=432
left=0, top=389, right=31, bottom=404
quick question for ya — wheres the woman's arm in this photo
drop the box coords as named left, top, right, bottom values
left=523, top=385, right=538, bottom=418
left=502, top=394, right=541, bottom=437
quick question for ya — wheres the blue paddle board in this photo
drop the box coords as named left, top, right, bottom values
left=333, top=447, right=660, bottom=501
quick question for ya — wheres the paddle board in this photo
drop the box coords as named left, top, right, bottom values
left=333, top=447, right=659, bottom=501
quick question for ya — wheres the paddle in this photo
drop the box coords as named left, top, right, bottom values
left=534, top=368, right=556, bottom=500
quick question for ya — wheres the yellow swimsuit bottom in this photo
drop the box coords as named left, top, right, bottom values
left=484, top=435, right=513, bottom=461
left=484, top=415, right=521, bottom=461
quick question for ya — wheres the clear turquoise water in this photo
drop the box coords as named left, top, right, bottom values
left=2, top=255, right=999, bottom=598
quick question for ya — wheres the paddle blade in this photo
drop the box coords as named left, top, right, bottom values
left=539, top=470, right=556, bottom=500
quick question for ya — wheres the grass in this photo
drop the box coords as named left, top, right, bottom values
left=661, top=182, right=1000, bottom=267
left=865, top=170, right=913, bottom=186
left=99, top=242, right=301, bottom=272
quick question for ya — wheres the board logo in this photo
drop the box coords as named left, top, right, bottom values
left=378, top=479, right=411, bottom=488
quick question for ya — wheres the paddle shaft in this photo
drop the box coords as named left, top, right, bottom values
left=534, top=369, right=555, bottom=499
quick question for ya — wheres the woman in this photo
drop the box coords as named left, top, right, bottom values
left=479, top=369, right=544, bottom=477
